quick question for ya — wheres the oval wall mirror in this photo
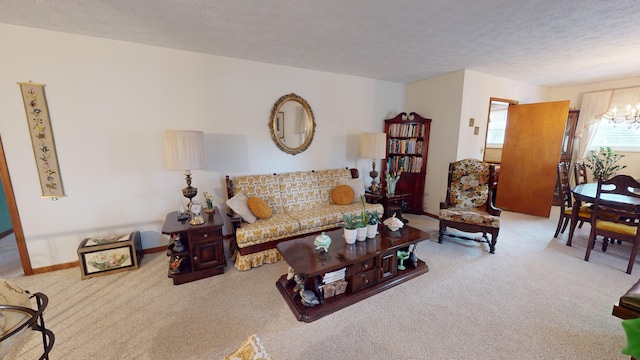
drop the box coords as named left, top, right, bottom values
left=269, top=93, right=316, bottom=155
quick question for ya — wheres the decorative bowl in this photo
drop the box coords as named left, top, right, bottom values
left=383, top=213, right=404, bottom=232
left=314, top=232, right=332, bottom=252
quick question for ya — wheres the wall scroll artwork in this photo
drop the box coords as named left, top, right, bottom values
left=18, top=82, right=65, bottom=199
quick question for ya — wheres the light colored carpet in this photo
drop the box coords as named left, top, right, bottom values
left=1, top=208, right=637, bottom=359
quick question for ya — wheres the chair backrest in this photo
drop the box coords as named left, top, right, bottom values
left=557, top=162, right=572, bottom=210
left=593, top=175, right=640, bottom=227
left=446, top=158, right=494, bottom=210
left=574, top=161, right=588, bottom=185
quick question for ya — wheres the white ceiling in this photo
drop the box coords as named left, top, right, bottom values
left=2, top=0, right=640, bottom=87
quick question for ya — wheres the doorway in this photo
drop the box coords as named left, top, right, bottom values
left=0, top=135, right=32, bottom=275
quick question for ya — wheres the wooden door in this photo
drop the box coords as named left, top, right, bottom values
left=495, top=101, right=569, bottom=217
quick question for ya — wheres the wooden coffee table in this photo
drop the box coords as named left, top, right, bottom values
left=276, top=225, right=430, bottom=322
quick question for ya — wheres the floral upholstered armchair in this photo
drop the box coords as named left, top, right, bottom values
left=438, top=158, right=501, bottom=253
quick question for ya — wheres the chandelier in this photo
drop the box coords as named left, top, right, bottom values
left=603, top=102, right=640, bottom=128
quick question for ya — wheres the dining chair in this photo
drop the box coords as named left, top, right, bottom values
left=573, top=161, right=589, bottom=186
left=438, top=159, right=501, bottom=254
left=584, top=175, right=640, bottom=274
left=554, top=162, right=591, bottom=239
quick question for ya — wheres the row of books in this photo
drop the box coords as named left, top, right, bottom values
left=387, top=123, right=427, bottom=138
left=387, top=156, right=424, bottom=174
left=387, top=139, right=424, bottom=155
left=322, top=267, right=346, bottom=284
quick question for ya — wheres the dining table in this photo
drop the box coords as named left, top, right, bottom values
left=567, top=182, right=640, bottom=246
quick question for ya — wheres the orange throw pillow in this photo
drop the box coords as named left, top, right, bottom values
left=247, top=196, right=273, bottom=219
left=331, top=185, right=354, bottom=205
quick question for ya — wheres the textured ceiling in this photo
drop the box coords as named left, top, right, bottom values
left=2, top=0, right=640, bottom=86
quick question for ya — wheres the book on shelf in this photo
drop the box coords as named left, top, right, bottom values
left=322, top=267, right=346, bottom=284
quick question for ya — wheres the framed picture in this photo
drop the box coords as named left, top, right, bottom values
left=277, top=111, right=285, bottom=139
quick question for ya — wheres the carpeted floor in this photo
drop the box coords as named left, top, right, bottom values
left=1, top=208, right=637, bottom=359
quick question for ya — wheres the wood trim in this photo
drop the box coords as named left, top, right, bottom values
left=0, top=135, right=32, bottom=275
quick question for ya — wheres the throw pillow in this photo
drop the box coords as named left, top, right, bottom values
left=331, top=185, right=354, bottom=205
left=226, top=193, right=257, bottom=224
left=339, top=178, right=365, bottom=203
left=247, top=196, right=273, bottom=219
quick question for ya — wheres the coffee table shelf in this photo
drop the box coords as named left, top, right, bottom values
left=276, top=225, right=430, bottom=322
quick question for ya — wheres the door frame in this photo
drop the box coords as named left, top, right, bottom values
left=0, top=135, right=33, bottom=275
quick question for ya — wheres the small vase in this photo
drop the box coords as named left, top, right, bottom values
left=344, top=228, right=357, bottom=244
left=356, top=226, right=367, bottom=241
left=366, top=224, right=378, bottom=238
left=387, top=178, right=399, bottom=195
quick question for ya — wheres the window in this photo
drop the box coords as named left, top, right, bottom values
left=485, top=101, right=510, bottom=148
left=589, top=119, right=640, bottom=152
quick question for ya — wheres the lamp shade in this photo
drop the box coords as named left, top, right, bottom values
left=359, top=133, right=387, bottom=159
left=165, top=130, right=205, bottom=171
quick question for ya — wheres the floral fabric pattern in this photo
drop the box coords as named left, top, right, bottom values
left=279, top=171, right=323, bottom=212
left=439, top=208, right=500, bottom=228
left=233, top=174, right=284, bottom=214
left=448, top=159, right=490, bottom=209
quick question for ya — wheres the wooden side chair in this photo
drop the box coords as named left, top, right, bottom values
left=584, top=175, right=640, bottom=274
left=574, top=161, right=589, bottom=186
left=439, top=159, right=501, bottom=254
left=554, top=162, right=591, bottom=240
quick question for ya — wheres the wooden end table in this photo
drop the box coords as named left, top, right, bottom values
left=364, top=192, right=409, bottom=223
left=161, top=207, right=226, bottom=285
left=275, top=225, right=429, bottom=322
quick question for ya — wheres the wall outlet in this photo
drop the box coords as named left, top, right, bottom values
left=469, top=118, right=475, bottom=127
left=474, top=126, right=479, bottom=135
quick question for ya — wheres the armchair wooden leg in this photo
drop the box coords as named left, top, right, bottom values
left=438, top=223, right=446, bottom=243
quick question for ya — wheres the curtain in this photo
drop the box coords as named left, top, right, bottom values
left=575, top=90, right=611, bottom=160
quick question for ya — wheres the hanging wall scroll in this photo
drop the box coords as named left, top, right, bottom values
left=18, top=82, right=65, bottom=198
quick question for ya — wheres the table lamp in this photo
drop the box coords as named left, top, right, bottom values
left=165, top=130, right=206, bottom=211
left=359, top=133, right=387, bottom=193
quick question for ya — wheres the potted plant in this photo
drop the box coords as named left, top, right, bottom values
left=366, top=210, right=381, bottom=238
left=202, top=192, right=215, bottom=213
left=584, top=146, right=627, bottom=181
left=341, top=214, right=360, bottom=244
left=357, top=196, right=371, bottom=241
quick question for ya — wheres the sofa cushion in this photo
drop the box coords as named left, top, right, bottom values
left=339, top=178, right=365, bottom=203
left=288, top=207, right=345, bottom=230
left=279, top=171, right=323, bottom=212
left=235, top=213, right=301, bottom=248
left=226, top=193, right=257, bottom=224
left=316, top=168, right=352, bottom=205
left=232, top=174, right=284, bottom=214
left=331, top=185, right=354, bottom=205
left=247, top=196, right=272, bottom=219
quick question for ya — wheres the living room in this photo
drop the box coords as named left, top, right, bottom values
left=1, top=1, right=640, bottom=358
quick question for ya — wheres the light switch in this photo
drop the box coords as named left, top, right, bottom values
left=469, top=118, right=475, bottom=127
left=474, top=126, right=479, bottom=135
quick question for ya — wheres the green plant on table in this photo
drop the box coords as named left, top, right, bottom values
left=202, top=192, right=214, bottom=209
left=341, top=213, right=364, bottom=230
left=359, top=195, right=372, bottom=226
left=367, top=210, right=381, bottom=225
left=584, top=146, right=627, bottom=181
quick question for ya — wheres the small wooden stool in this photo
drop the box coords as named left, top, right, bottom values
left=77, top=231, right=142, bottom=280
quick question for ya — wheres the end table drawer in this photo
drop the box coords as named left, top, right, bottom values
left=352, top=269, right=376, bottom=292
left=190, top=229, right=221, bottom=242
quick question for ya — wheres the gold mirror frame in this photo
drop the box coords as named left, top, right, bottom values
left=269, top=93, right=316, bottom=155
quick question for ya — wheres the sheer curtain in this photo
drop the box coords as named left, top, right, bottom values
left=575, top=86, right=640, bottom=160
left=575, top=90, right=611, bottom=160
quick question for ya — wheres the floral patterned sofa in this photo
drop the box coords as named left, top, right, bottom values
left=225, top=168, right=383, bottom=270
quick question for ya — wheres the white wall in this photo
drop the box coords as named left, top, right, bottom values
left=407, top=70, right=549, bottom=216
left=0, top=24, right=404, bottom=268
